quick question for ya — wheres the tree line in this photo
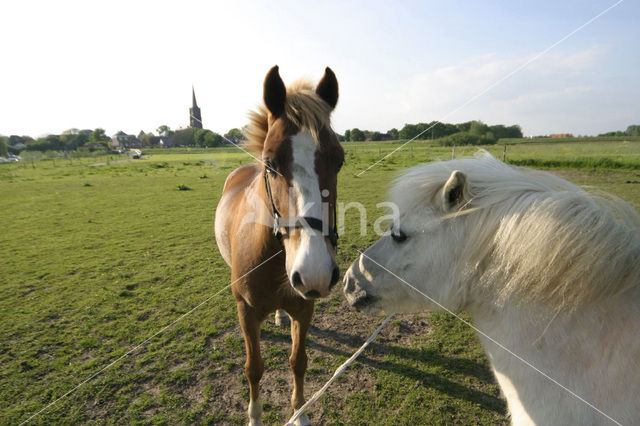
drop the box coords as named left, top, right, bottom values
left=151, top=126, right=245, bottom=148
left=0, top=126, right=247, bottom=155
left=598, top=125, right=640, bottom=137
left=5, top=121, right=639, bottom=157
left=0, top=128, right=111, bottom=156
left=2, top=120, right=523, bottom=155
left=341, top=120, right=523, bottom=145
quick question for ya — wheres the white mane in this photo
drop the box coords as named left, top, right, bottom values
left=391, top=152, right=640, bottom=311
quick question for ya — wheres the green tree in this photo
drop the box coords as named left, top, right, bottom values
left=483, top=131, right=496, bottom=143
left=0, top=137, right=8, bottom=157
left=443, top=123, right=459, bottom=137
left=343, top=129, right=351, bottom=141
left=350, top=128, right=365, bottom=141
left=469, top=120, right=490, bottom=136
left=456, top=121, right=473, bottom=133
left=8, top=135, right=32, bottom=147
left=224, top=128, right=244, bottom=142
left=193, top=129, right=224, bottom=147
left=399, top=124, right=419, bottom=140
left=89, top=128, right=110, bottom=145
left=26, top=135, right=64, bottom=152
left=172, top=128, right=196, bottom=146
left=157, top=125, right=172, bottom=137
left=386, top=128, right=398, bottom=140
left=423, top=121, right=456, bottom=139
left=626, top=125, right=640, bottom=136
left=138, top=131, right=159, bottom=147
left=209, top=132, right=224, bottom=147
left=504, top=125, right=523, bottom=138
left=61, top=128, right=89, bottom=150
left=370, top=131, right=383, bottom=141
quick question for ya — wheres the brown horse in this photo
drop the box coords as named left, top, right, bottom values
left=214, top=66, right=344, bottom=425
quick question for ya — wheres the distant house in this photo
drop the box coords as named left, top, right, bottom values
left=111, top=131, right=141, bottom=150
left=550, top=133, right=574, bottom=138
left=158, top=136, right=177, bottom=148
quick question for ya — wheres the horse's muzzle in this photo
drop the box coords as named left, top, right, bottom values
left=290, top=262, right=339, bottom=300
left=343, top=268, right=380, bottom=314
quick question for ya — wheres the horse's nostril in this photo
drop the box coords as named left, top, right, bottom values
left=343, top=277, right=355, bottom=295
left=291, top=271, right=304, bottom=288
left=352, top=294, right=376, bottom=310
left=329, top=266, right=340, bottom=289
left=304, top=290, right=321, bottom=299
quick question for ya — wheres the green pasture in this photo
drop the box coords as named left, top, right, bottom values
left=1, top=141, right=640, bottom=424
left=342, top=139, right=640, bottom=171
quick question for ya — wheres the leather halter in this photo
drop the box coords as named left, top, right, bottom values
left=263, top=166, right=338, bottom=248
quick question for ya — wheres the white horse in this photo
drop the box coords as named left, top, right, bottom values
left=344, top=152, right=640, bottom=425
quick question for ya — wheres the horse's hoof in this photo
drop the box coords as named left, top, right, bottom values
left=248, top=416, right=264, bottom=426
left=275, top=310, right=290, bottom=327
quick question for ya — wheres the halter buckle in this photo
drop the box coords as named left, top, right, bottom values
left=273, top=213, right=280, bottom=236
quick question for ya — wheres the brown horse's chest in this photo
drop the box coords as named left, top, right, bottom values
left=232, top=274, right=288, bottom=310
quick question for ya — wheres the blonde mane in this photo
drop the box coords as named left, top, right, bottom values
left=392, top=152, right=640, bottom=311
left=244, top=79, right=333, bottom=154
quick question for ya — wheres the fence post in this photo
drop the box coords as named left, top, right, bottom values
left=502, top=145, right=507, bottom=162
left=452, top=145, right=455, bottom=160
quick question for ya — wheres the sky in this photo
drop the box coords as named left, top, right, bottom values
left=1, top=0, right=639, bottom=138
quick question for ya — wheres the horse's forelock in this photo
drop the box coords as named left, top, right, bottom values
left=243, top=78, right=333, bottom=155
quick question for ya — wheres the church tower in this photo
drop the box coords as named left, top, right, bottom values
left=189, top=86, right=203, bottom=129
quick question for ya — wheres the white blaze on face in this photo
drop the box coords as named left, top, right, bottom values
left=289, top=130, right=334, bottom=295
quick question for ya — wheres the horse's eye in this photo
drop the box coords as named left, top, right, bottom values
left=391, top=227, right=407, bottom=243
left=265, top=159, right=277, bottom=175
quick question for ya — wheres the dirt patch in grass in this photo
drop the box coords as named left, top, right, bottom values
left=147, top=294, right=434, bottom=424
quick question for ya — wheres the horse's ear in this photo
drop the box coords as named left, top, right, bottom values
left=316, top=67, right=339, bottom=109
left=442, top=170, right=468, bottom=211
left=264, top=65, right=286, bottom=117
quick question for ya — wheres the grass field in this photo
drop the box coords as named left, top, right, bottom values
left=2, top=141, right=640, bottom=425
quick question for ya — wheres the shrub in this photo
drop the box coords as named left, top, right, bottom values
left=441, top=132, right=497, bottom=146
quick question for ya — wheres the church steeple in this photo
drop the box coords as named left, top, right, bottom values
left=190, top=85, right=203, bottom=129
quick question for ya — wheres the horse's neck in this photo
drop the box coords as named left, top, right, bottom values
left=242, top=172, right=275, bottom=230
left=469, top=294, right=640, bottom=425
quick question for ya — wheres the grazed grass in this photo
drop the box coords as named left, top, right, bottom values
left=1, top=142, right=639, bottom=424
left=1, top=154, right=240, bottom=424
left=341, top=140, right=640, bottom=171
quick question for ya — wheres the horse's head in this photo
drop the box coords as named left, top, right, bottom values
left=259, top=65, right=344, bottom=300
left=344, top=167, right=471, bottom=314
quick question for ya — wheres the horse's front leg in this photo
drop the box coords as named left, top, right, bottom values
left=237, top=300, right=264, bottom=426
left=288, top=302, right=314, bottom=426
